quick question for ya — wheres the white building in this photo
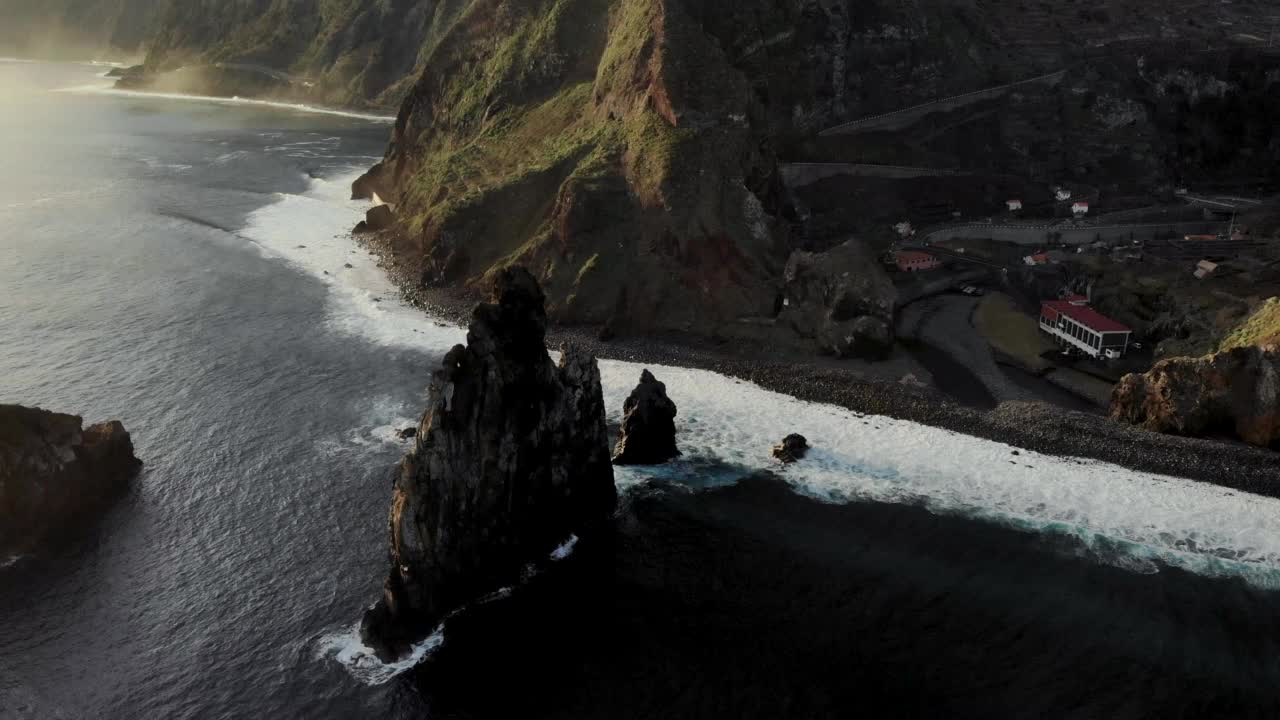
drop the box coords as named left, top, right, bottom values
left=1007, top=199, right=1023, bottom=212
left=1055, top=188, right=1073, bottom=202
left=1072, top=201, right=1090, bottom=216
left=1039, top=297, right=1132, bottom=359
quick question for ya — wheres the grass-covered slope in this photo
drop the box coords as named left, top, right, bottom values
left=1221, top=298, right=1280, bottom=352
left=370, top=0, right=794, bottom=334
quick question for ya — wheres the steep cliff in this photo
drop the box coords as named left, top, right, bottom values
left=362, top=268, right=615, bottom=657
left=360, top=0, right=865, bottom=337
left=0, top=405, right=141, bottom=555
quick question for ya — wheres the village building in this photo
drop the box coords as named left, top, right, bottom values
left=1055, top=188, right=1073, bottom=202
left=895, top=250, right=941, bottom=272
left=1194, top=259, right=1218, bottom=279
left=1006, top=199, right=1023, bottom=212
left=1023, top=253, right=1050, bottom=266
left=1071, top=201, right=1090, bottom=216
left=1039, top=297, right=1132, bottom=359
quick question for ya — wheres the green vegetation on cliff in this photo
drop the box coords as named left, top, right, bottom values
left=1220, top=298, right=1280, bottom=352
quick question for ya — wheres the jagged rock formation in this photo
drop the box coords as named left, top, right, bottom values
left=1110, top=345, right=1280, bottom=449
left=612, top=370, right=679, bottom=466
left=778, top=240, right=895, bottom=359
left=771, top=434, right=809, bottom=463
left=0, top=405, right=141, bottom=555
left=364, top=204, right=395, bottom=232
left=361, top=267, right=615, bottom=658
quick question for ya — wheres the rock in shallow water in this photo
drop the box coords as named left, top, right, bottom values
left=361, top=267, right=616, bottom=659
left=0, top=405, right=141, bottom=555
left=771, top=434, right=810, bottom=463
left=612, top=370, right=680, bottom=466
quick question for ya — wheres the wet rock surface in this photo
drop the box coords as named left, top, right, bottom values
left=612, top=370, right=680, bottom=466
left=361, top=268, right=616, bottom=659
left=0, top=405, right=141, bottom=555
left=772, top=434, right=810, bottom=463
left=1111, top=345, right=1280, bottom=449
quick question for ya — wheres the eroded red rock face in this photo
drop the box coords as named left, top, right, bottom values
left=1110, top=345, right=1280, bottom=449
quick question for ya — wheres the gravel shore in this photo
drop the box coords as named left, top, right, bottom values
left=357, top=231, right=1280, bottom=494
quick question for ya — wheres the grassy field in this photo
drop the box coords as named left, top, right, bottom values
left=974, top=292, right=1057, bottom=372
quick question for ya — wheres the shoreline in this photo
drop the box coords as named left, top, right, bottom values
left=353, top=231, right=1280, bottom=494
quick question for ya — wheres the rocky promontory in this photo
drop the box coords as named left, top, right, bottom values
left=0, top=405, right=141, bottom=555
left=1110, top=345, right=1280, bottom=449
left=361, top=267, right=616, bottom=658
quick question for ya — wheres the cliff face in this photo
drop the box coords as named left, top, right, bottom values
left=362, top=268, right=615, bottom=657
left=1110, top=345, right=1280, bottom=450
left=0, top=405, right=141, bottom=555
left=360, top=0, right=788, bottom=333
left=362, top=0, right=896, bottom=337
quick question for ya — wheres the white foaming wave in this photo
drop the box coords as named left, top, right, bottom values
left=319, top=538, right=573, bottom=684
left=238, top=171, right=466, bottom=355
left=316, top=623, right=444, bottom=686
left=58, top=84, right=395, bottom=122
left=551, top=535, right=579, bottom=561
left=1, top=554, right=25, bottom=570
left=246, top=170, right=1280, bottom=588
left=600, top=363, right=1280, bottom=587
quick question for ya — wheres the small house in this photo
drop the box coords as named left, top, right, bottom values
left=1194, top=260, right=1218, bottom=279
left=895, top=250, right=941, bottom=272
left=1007, top=199, right=1023, bottom=212
left=1023, top=253, right=1050, bottom=266
left=1184, top=234, right=1217, bottom=242
left=1071, top=201, right=1090, bottom=216
left=1055, top=188, right=1073, bottom=202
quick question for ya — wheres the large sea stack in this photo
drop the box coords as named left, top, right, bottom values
left=362, top=267, right=616, bottom=658
left=0, top=405, right=141, bottom=555
left=1110, top=344, right=1280, bottom=449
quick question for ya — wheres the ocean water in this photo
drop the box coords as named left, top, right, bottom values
left=2, top=61, right=1280, bottom=719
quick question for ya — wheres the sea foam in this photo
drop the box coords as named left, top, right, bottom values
left=56, top=83, right=396, bottom=122
left=244, top=171, right=1280, bottom=599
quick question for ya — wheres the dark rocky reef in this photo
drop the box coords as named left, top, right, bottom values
left=611, top=370, right=680, bottom=466
left=361, top=267, right=616, bottom=658
left=772, top=434, right=810, bottom=464
left=0, top=405, right=141, bottom=555
left=1110, top=344, right=1280, bottom=449
left=778, top=240, right=896, bottom=359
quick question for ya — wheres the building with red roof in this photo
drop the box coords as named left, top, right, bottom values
left=895, top=250, right=941, bottom=272
left=1040, top=297, right=1132, bottom=359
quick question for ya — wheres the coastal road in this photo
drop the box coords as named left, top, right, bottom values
left=921, top=220, right=1229, bottom=247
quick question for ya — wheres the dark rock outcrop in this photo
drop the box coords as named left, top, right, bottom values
left=365, top=204, right=396, bottom=232
left=361, top=267, right=615, bottom=658
left=0, top=405, right=141, bottom=555
left=778, top=240, right=896, bottom=359
left=396, top=427, right=417, bottom=440
left=612, top=370, right=680, bottom=466
left=1110, top=344, right=1280, bottom=449
left=772, top=434, right=810, bottom=463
